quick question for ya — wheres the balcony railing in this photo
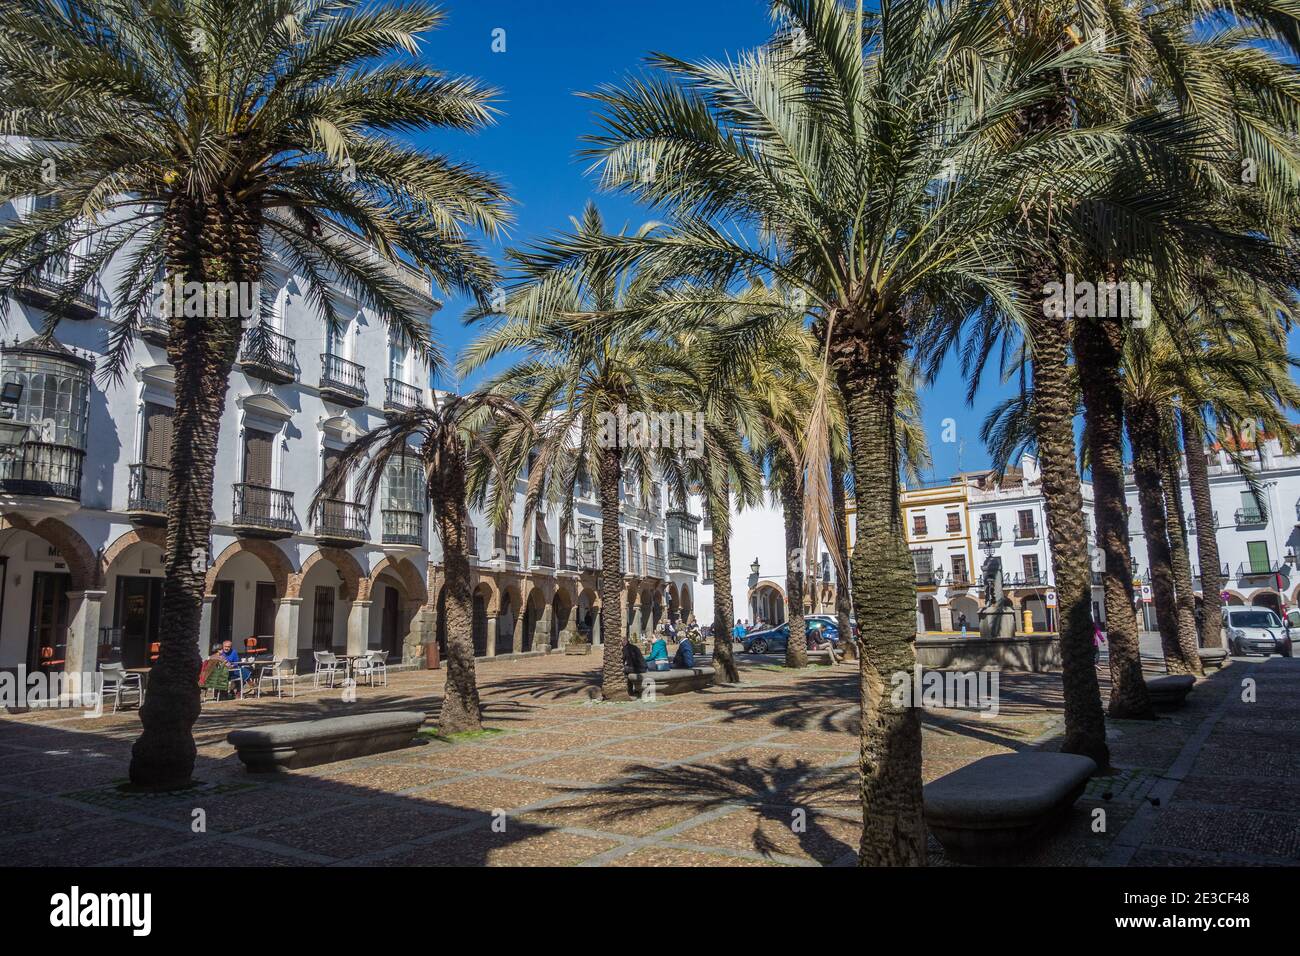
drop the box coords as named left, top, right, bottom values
left=914, top=570, right=939, bottom=586
left=533, top=540, right=556, bottom=568
left=1192, top=563, right=1231, bottom=586
left=138, top=311, right=169, bottom=344
left=495, top=531, right=520, bottom=563
left=668, top=551, right=699, bottom=573
left=1014, top=521, right=1039, bottom=541
left=947, top=573, right=973, bottom=589
left=126, top=463, right=169, bottom=517
left=977, top=524, right=1002, bottom=544
left=1237, top=561, right=1282, bottom=578
left=0, top=442, right=84, bottom=500
left=15, top=254, right=103, bottom=319
left=232, top=483, right=295, bottom=535
left=315, top=499, right=368, bottom=546
left=240, top=325, right=297, bottom=383
left=1186, top=511, right=1218, bottom=534
left=1234, top=507, right=1266, bottom=527
left=384, top=377, right=422, bottom=413
left=381, top=508, right=424, bottom=547
left=319, top=353, right=366, bottom=406
left=646, top=555, right=666, bottom=578
left=579, top=543, right=601, bottom=572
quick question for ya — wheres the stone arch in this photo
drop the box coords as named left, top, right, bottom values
left=100, top=526, right=165, bottom=580
left=1250, top=591, right=1281, bottom=613
left=666, top=582, right=680, bottom=621
left=949, top=594, right=980, bottom=631
left=552, top=584, right=575, bottom=648
left=917, top=594, right=941, bottom=632
left=361, top=555, right=428, bottom=605
left=205, top=538, right=294, bottom=596
left=522, top=585, right=548, bottom=652
left=290, top=547, right=363, bottom=602
left=680, top=583, right=693, bottom=620
left=496, top=580, right=522, bottom=654
left=0, top=514, right=98, bottom=590
left=1223, top=589, right=1246, bottom=606
left=747, top=580, right=787, bottom=625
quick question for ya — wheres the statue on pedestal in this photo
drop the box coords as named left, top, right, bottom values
left=978, top=556, right=1017, bottom=639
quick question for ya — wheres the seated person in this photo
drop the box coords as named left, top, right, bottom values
left=218, top=639, right=254, bottom=690
left=646, top=635, right=669, bottom=663
left=671, top=636, right=696, bottom=669
left=623, top=640, right=647, bottom=675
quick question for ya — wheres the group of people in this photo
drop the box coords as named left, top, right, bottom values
left=623, top=617, right=701, bottom=676
left=199, top=639, right=257, bottom=695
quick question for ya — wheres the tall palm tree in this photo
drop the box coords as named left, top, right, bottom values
left=0, top=0, right=509, bottom=788
left=461, top=204, right=751, bottom=700
left=568, top=0, right=1110, bottom=862
left=312, top=392, right=530, bottom=733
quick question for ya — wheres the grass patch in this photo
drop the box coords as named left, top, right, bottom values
left=417, top=727, right=505, bottom=744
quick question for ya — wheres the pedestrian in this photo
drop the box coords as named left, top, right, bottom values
left=958, top=612, right=969, bottom=637
left=1092, top=620, right=1106, bottom=665
left=731, top=618, right=745, bottom=647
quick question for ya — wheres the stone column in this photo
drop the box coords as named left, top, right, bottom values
left=198, top=595, right=214, bottom=657
left=485, top=615, right=499, bottom=657
left=273, top=597, right=302, bottom=662
left=563, top=605, right=580, bottom=647
left=64, top=589, right=106, bottom=699
left=536, top=606, right=554, bottom=653
left=346, top=600, right=372, bottom=657
left=591, top=609, right=602, bottom=645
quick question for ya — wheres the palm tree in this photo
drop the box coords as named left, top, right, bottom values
left=312, top=393, right=530, bottom=733
left=0, top=0, right=509, bottom=788
left=461, top=204, right=749, bottom=700
left=570, top=0, right=1110, bottom=862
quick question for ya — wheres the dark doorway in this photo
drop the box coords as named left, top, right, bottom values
left=312, top=585, right=336, bottom=650
left=114, top=575, right=163, bottom=668
left=381, top=584, right=402, bottom=656
left=211, top=580, right=234, bottom=650
left=27, top=571, right=70, bottom=672
left=253, top=581, right=277, bottom=646
left=471, top=591, right=488, bottom=655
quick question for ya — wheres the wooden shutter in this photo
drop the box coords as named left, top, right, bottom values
left=142, top=403, right=174, bottom=467
left=243, top=429, right=274, bottom=486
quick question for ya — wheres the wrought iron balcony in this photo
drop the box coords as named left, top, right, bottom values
left=14, top=254, right=103, bottom=320
left=0, top=442, right=84, bottom=501
left=495, top=531, right=520, bottom=563
left=533, top=539, right=556, bottom=568
left=947, top=574, right=973, bottom=589
left=1014, top=521, right=1039, bottom=541
left=646, top=555, right=666, bottom=579
left=1234, top=507, right=1266, bottom=527
left=381, top=508, right=424, bottom=547
left=384, top=377, right=422, bottom=413
left=138, top=311, right=170, bottom=345
left=579, top=543, right=601, bottom=572
left=315, top=499, right=368, bottom=547
left=1237, top=560, right=1282, bottom=578
left=240, top=325, right=297, bottom=384
left=319, top=353, right=367, bottom=407
left=126, top=463, right=168, bottom=521
left=977, top=524, right=1002, bottom=544
left=232, top=483, right=295, bottom=537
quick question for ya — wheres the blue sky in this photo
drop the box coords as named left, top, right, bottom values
left=405, top=0, right=1297, bottom=482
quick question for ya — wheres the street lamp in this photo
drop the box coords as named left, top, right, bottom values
left=0, top=381, right=27, bottom=447
left=750, top=558, right=760, bottom=577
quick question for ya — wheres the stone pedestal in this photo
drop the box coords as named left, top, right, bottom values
left=273, top=598, right=302, bottom=661
left=978, top=606, right=1017, bottom=639
left=64, top=589, right=107, bottom=698
left=346, top=601, right=372, bottom=657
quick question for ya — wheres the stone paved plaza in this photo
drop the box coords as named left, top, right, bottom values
left=1, top=649, right=1296, bottom=866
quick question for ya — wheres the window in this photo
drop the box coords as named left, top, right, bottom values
left=951, top=554, right=968, bottom=583
left=388, top=329, right=409, bottom=384
left=978, top=515, right=999, bottom=542
left=141, top=402, right=173, bottom=467
left=946, top=512, right=961, bottom=533
left=242, top=428, right=275, bottom=486
left=383, top=454, right=425, bottom=512
left=912, top=514, right=928, bottom=536
left=701, top=547, right=715, bottom=583
left=1022, top=554, right=1040, bottom=583
left=1017, top=509, right=1035, bottom=538
left=1239, top=491, right=1264, bottom=523
left=1246, top=540, right=1271, bottom=574
left=912, top=549, right=933, bottom=580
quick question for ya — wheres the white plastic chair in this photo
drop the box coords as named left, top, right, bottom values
left=354, top=650, right=389, bottom=687
left=313, top=651, right=346, bottom=688
left=99, top=662, right=143, bottom=712
left=257, top=659, right=298, bottom=698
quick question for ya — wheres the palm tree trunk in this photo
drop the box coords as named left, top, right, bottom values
left=432, top=446, right=481, bottom=733
left=708, top=488, right=739, bottom=683
left=835, top=322, right=924, bottom=866
left=1025, top=273, right=1109, bottom=768
left=782, top=469, right=807, bottom=668
left=1126, top=399, right=1199, bottom=675
left=1160, top=437, right=1205, bottom=676
left=1182, top=411, right=1224, bottom=649
left=130, top=195, right=255, bottom=789
left=1073, top=315, right=1153, bottom=719
left=832, top=456, right=856, bottom=661
left=598, top=444, right=627, bottom=699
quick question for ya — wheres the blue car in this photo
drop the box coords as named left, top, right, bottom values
left=742, top=619, right=840, bottom=654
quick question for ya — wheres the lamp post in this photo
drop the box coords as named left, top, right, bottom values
left=0, top=382, right=28, bottom=448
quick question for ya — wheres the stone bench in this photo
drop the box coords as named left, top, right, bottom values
left=1144, top=674, right=1195, bottom=709
left=806, top=648, right=836, bottom=665
left=1197, top=647, right=1229, bottom=669
left=626, top=666, right=716, bottom=698
left=228, top=710, right=427, bottom=772
left=923, top=752, right=1097, bottom=863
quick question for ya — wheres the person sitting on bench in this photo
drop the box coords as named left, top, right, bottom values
left=623, top=640, right=648, bottom=676
left=645, top=634, right=670, bottom=670
left=672, top=636, right=695, bottom=669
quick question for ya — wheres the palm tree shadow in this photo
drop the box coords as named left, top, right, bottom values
left=541, top=755, right=859, bottom=864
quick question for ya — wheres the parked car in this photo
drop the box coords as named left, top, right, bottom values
left=806, top=614, right=859, bottom=641
left=1222, top=607, right=1293, bottom=657
left=742, top=619, right=840, bottom=654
